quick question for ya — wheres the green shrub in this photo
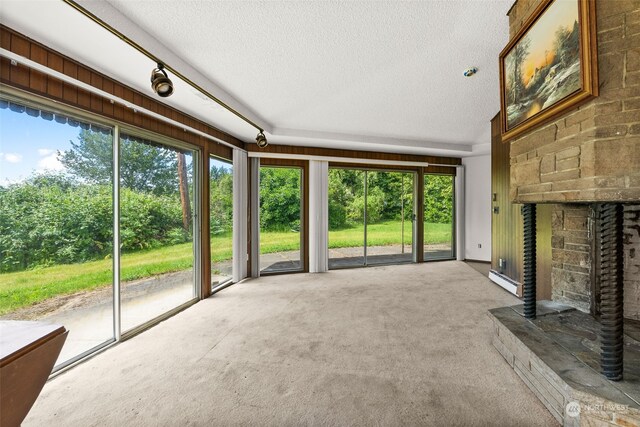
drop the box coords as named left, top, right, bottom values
left=0, top=174, right=187, bottom=272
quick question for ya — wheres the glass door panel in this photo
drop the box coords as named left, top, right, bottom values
left=259, top=166, right=302, bottom=273
left=0, top=99, right=114, bottom=368
left=209, top=156, right=233, bottom=288
left=424, top=174, right=455, bottom=260
left=366, top=171, right=414, bottom=265
left=120, top=134, right=196, bottom=332
left=328, top=169, right=365, bottom=269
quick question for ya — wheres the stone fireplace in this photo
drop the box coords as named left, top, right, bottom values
left=489, top=0, right=640, bottom=425
left=549, top=204, right=640, bottom=321
left=507, top=0, right=640, bottom=321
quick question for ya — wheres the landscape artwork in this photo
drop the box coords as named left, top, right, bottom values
left=503, top=0, right=581, bottom=130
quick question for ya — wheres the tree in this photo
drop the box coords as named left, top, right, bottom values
left=177, top=153, right=192, bottom=231
left=59, top=130, right=180, bottom=195
left=424, top=175, right=453, bottom=224
left=259, top=168, right=301, bottom=231
left=210, top=167, right=233, bottom=234
left=506, top=35, right=531, bottom=104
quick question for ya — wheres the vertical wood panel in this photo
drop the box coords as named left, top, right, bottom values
left=0, top=57, right=11, bottom=82
left=62, top=60, right=78, bottom=105
left=491, top=114, right=523, bottom=284
left=10, top=35, right=30, bottom=87
left=90, top=74, right=103, bottom=113
left=29, top=45, right=47, bottom=93
left=0, top=28, right=10, bottom=50
left=1, top=25, right=244, bottom=151
left=246, top=144, right=461, bottom=166
left=112, top=84, right=124, bottom=121
left=46, top=53, right=63, bottom=98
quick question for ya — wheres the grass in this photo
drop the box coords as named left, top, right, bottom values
left=0, top=221, right=451, bottom=315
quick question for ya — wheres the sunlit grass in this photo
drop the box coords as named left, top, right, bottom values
left=0, top=221, right=451, bottom=315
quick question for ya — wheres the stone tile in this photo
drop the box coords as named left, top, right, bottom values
left=489, top=307, right=640, bottom=416
left=492, top=335, right=514, bottom=368
left=514, top=358, right=564, bottom=423
left=510, top=301, right=576, bottom=317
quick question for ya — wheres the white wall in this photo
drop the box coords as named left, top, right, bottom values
left=463, top=155, right=491, bottom=261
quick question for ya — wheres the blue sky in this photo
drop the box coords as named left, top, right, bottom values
left=0, top=107, right=81, bottom=185
left=210, top=156, right=232, bottom=171
left=1, top=106, right=226, bottom=184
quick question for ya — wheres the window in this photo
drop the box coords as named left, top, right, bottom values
left=0, top=98, right=115, bottom=368
left=328, top=168, right=414, bottom=268
left=119, top=134, right=197, bottom=332
left=209, top=156, right=233, bottom=288
left=259, top=166, right=303, bottom=273
left=424, top=174, right=455, bottom=260
left=0, top=94, right=201, bottom=370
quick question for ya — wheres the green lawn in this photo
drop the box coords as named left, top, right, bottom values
left=0, top=221, right=451, bottom=315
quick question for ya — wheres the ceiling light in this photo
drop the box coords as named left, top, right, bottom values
left=463, top=67, right=478, bottom=77
left=151, top=63, right=174, bottom=97
left=256, top=132, right=268, bottom=148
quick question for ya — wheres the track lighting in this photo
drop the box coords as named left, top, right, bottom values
left=256, top=131, right=268, bottom=148
left=151, top=63, right=174, bottom=97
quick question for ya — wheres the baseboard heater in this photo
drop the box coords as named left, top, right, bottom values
left=488, top=270, right=521, bottom=297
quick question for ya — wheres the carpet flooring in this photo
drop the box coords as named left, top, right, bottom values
left=25, top=261, right=557, bottom=426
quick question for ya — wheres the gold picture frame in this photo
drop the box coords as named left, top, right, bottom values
left=499, top=0, right=598, bottom=141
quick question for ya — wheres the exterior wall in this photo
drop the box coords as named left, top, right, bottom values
left=463, top=155, right=492, bottom=261
left=551, top=204, right=593, bottom=312
left=624, top=204, right=640, bottom=320
left=508, top=0, right=640, bottom=204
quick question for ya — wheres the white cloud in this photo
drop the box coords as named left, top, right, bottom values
left=37, top=153, right=64, bottom=171
left=38, top=148, right=53, bottom=156
left=4, top=153, right=22, bottom=163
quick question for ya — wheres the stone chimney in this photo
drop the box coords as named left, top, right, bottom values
left=506, top=0, right=640, bottom=319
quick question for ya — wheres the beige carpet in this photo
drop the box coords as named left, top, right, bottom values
left=25, top=261, right=557, bottom=426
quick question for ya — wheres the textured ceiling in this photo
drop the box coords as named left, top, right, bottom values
left=2, top=0, right=512, bottom=155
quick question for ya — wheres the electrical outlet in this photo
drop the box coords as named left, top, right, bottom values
left=477, top=243, right=482, bottom=248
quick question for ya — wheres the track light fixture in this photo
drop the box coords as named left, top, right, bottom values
left=151, top=63, right=174, bottom=97
left=256, top=131, right=268, bottom=148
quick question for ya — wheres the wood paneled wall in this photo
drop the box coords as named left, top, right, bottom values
left=491, top=114, right=523, bottom=283
left=246, top=144, right=461, bottom=170
left=0, top=25, right=239, bottom=161
left=0, top=25, right=249, bottom=299
left=491, top=114, right=552, bottom=299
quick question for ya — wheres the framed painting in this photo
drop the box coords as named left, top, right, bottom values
left=499, top=0, right=598, bottom=141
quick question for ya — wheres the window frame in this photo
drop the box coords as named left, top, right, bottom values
left=0, top=86, right=208, bottom=374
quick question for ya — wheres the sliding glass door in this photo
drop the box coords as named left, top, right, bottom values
left=119, top=134, right=197, bottom=332
left=424, top=174, right=455, bottom=260
left=0, top=94, right=203, bottom=370
left=366, top=171, right=414, bottom=265
left=259, top=166, right=303, bottom=273
left=328, top=168, right=415, bottom=269
left=0, top=99, right=115, bottom=367
left=328, top=169, right=365, bottom=268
